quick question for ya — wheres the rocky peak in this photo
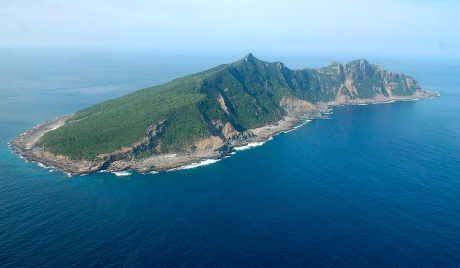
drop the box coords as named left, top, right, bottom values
left=245, top=53, right=255, bottom=62
left=344, top=59, right=373, bottom=80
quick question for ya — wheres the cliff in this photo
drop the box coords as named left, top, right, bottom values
left=10, top=54, right=437, bottom=175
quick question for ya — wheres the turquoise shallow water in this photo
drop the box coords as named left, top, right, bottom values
left=1, top=50, right=460, bottom=267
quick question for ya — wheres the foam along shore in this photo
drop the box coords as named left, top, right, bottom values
left=113, top=171, right=132, bottom=177
left=282, top=119, right=312, bottom=133
left=172, top=159, right=222, bottom=171
left=9, top=91, right=438, bottom=177
left=234, top=141, right=267, bottom=151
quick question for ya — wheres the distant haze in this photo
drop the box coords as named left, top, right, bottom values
left=1, top=0, right=459, bottom=57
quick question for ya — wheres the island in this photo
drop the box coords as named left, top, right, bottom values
left=10, top=54, right=437, bottom=176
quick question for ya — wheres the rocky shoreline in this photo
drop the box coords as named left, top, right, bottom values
left=9, top=90, right=438, bottom=177
left=9, top=116, right=303, bottom=176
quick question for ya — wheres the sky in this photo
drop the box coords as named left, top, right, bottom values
left=1, top=0, right=459, bottom=57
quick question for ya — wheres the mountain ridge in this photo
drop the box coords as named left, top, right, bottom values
left=10, top=54, right=437, bottom=175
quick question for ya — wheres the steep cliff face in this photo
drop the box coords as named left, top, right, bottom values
left=21, top=54, right=433, bottom=171
left=306, top=59, right=422, bottom=102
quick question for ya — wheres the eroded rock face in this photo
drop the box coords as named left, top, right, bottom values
left=194, top=136, right=224, bottom=151
left=280, top=97, right=322, bottom=118
left=215, top=142, right=234, bottom=157
left=227, top=131, right=256, bottom=145
left=221, top=123, right=239, bottom=139
left=313, top=59, right=422, bottom=101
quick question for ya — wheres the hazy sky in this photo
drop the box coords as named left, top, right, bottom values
left=1, top=0, right=459, bottom=56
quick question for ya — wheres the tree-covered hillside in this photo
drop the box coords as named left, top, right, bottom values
left=38, top=54, right=423, bottom=160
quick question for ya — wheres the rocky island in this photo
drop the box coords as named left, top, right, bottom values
left=10, top=54, right=437, bottom=176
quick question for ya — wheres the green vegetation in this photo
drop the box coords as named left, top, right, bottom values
left=38, top=54, right=422, bottom=160
left=38, top=75, right=209, bottom=159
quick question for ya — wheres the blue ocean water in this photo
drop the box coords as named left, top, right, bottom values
left=1, top=49, right=460, bottom=267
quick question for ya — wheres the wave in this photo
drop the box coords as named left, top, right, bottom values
left=358, top=103, right=368, bottom=106
left=402, top=98, right=420, bottom=102
left=37, top=162, right=55, bottom=170
left=37, top=162, right=47, bottom=168
left=234, top=141, right=266, bottom=151
left=294, top=119, right=311, bottom=128
left=113, top=171, right=132, bottom=177
left=176, top=159, right=221, bottom=170
left=283, top=119, right=311, bottom=133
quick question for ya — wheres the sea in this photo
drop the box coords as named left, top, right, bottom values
left=1, top=49, right=460, bottom=267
